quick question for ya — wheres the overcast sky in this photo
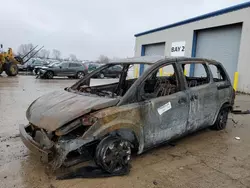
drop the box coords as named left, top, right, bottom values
left=1, top=0, right=248, bottom=60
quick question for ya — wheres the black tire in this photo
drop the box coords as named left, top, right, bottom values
left=211, top=107, right=229, bottom=130
left=95, top=136, right=132, bottom=173
left=45, top=71, right=54, bottom=79
left=5, top=62, right=18, bottom=76
left=76, top=71, right=85, bottom=79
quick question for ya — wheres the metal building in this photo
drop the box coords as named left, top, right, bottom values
left=134, top=1, right=250, bottom=93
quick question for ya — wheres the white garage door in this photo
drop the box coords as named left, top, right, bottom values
left=140, top=43, right=165, bottom=73
left=144, top=43, right=165, bottom=56
left=194, top=24, right=242, bottom=81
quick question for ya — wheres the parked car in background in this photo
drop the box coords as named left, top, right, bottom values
left=95, top=64, right=122, bottom=78
left=38, top=61, right=88, bottom=79
left=87, top=63, right=102, bottom=72
left=20, top=56, right=235, bottom=173
left=27, top=59, right=49, bottom=72
left=33, top=61, right=60, bottom=75
left=17, top=59, right=35, bottom=71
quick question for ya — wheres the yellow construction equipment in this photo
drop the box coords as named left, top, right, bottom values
left=0, top=44, right=43, bottom=76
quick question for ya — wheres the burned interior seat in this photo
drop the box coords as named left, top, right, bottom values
left=153, top=78, right=177, bottom=97
left=188, top=80, right=198, bottom=87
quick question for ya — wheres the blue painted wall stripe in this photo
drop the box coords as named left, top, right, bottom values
left=190, top=31, right=197, bottom=77
left=135, top=1, right=250, bottom=37
left=139, top=45, right=145, bottom=75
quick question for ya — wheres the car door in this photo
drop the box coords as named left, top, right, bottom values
left=57, top=62, right=69, bottom=76
left=68, top=63, right=79, bottom=76
left=113, top=65, right=122, bottom=77
left=138, top=62, right=190, bottom=149
left=183, top=62, right=218, bottom=133
left=103, top=66, right=113, bottom=77
left=208, top=63, right=234, bottom=116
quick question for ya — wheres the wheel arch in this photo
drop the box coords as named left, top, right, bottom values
left=84, top=121, right=144, bottom=154
left=47, top=70, right=54, bottom=74
left=212, top=102, right=232, bottom=125
left=108, top=128, right=140, bottom=151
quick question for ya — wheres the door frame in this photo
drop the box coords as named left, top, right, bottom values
left=139, top=42, right=166, bottom=76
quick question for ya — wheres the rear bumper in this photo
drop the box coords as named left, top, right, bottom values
left=19, top=124, right=53, bottom=163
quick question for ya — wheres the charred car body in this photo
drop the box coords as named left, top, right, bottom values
left=20, top=56, right=235, bottom=173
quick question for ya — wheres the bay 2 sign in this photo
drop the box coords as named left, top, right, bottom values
left=171, top=41, right=186, bottom=56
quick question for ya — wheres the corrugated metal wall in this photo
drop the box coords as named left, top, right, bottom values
left=194, top=24, right=242, bottom=81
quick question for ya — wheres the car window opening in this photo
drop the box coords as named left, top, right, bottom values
left=209, top=64, right=227, bottom=82
left=140, top=64, right=179, bottom=100
left=75, top=63, right=139, bottom=98
left=181, top=62, right=210, bottom=88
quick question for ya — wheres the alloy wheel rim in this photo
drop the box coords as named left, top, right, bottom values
left=47, top=72, right=53, bottom=78
left=78, top=72, right=84, bottom=78
left=102, top=140, right=131, bottom=172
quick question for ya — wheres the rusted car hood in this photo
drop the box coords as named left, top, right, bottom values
left=26, top=90, right=119, bottom=131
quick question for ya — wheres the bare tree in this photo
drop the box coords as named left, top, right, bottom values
left=39, top=49, right=50, bottom=59
left=52, top=49, right=61, bottom=60
left=17, top=43, right=37, bottom=58
left=69, top=54, right=77, bottom=61
left=98, top=55, right=109, bottom=64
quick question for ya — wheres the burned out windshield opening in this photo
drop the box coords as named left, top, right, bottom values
left=71, top=63, right=144, bottom=98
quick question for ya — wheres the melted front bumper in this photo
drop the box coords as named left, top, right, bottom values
left=19, top=124, right=53, bottom=163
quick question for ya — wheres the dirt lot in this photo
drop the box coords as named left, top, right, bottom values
left=1, top=75, right=250, bottom=188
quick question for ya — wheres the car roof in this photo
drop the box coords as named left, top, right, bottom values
left=109, top=56, right=165, bottom=64
left=62, top=61, right=81, bottom=64
left=109, top=56, right=221, bottom=65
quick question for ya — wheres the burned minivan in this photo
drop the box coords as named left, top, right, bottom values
left=20, top=56, right=235, bottom=173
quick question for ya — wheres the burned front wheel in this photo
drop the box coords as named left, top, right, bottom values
left=95, top=136, right=132, bottom=173
left=211, top=108, right=229, bottom=130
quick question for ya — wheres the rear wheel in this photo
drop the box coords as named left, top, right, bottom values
left=211, top=107, right=229, bottom=130
left=95, top=136, right=132, bottom=173
left=76, top=71, right=85, bottom=79
left=45, top=71, right=54, bottom=79
left=5, top=62, right=18, bottom=76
